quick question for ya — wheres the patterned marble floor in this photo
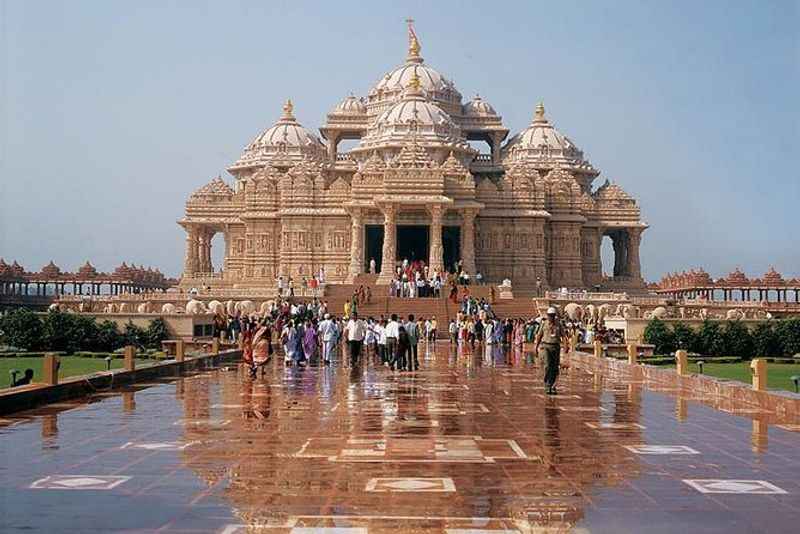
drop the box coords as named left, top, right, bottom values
left=1, top=343, right=800, bottom=533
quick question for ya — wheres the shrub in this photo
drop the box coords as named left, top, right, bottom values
left=0, top=308, right=44, bottom=350
left=692, top=320, right=721, bottom=356
left=643, top=318, right=675, bottom=355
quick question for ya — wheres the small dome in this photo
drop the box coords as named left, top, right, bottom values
left=41, top=261, right=61, bottom=277
left=230, top=100, right=326, bottom=170
left=331, top=94, right=366, bottom=115
left=463, top=95, right=497, bottom=116
left=502, top=102, right=597, bottom=175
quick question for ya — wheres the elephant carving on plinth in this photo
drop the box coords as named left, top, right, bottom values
left=137, top=302, right=152, bottom=314
left=236, top=300, right=255, bottom=314
left=162, top=303, right=176, bottom=314
left=207, top=300, right=224, bottom=315
left=186, top=299, right=207, bottom=315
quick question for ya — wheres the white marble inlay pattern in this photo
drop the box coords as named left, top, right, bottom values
left=175, top=419, right=231, bottom=427
left=585, top=422, right=645, bottom=430
left=365, top=477, right=456, bottom=492
left=624, top=445, right=700, bottom=455
left=683, top=479, right=787, bottom=494
left=120, top=441, right=197, bottom=451
left=558, top=406, right=607, bottom=412
left=30, top=475, right=131, bottom=490
left=446, top=530, right=521, bottom=534
left=776, top=424, right=800, bottom=432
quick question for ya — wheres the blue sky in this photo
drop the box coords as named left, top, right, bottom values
left=1, top=0, right=798, bottom=281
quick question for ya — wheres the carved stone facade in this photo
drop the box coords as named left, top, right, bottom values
left=179, top=24, right=647, bottom=290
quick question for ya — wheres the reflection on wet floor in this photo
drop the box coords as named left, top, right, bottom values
left=1, top=343, right=800, bottom=533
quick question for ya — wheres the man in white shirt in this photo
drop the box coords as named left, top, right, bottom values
left=344, top=312, right=366, bottom=366
left=317, top=313, right=338, bottom=365
left=384, top=313, right=400, bottom=365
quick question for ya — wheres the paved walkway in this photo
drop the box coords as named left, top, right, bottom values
left=1, top=343, right=799, bottom=533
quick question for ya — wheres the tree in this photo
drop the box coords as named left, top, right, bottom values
left=752, top=322, right=782, bottom=358
left=643, top=318, right=675, bottom=355
left=96, top=320, right=124, bottom=352
left=693, top=320, right=721, bottom=356
left=0, top=308, right=44, bottom=350
left=145, top=318, right=170, bottom=349
left=776, top=318, right=800, bottom=356
left=671, top=322, right=696, bottom=351
left=720, top=320, right=754, bottom=359
left=42, top=310, right=82, bottom=353
left=122, top=322, right=148, bottom=349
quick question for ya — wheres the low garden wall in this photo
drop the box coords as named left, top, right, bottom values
left=0, top=348, right=242, bottom=415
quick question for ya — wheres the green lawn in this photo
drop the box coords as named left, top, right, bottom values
left=0, top=357, right=155, bottom=389
left=667, top=361, right=800, bottom=393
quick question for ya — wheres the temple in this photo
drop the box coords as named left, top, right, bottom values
left=179, top=23, right=647, bottom=291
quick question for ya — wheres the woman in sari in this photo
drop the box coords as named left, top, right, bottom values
left=251, top=319, right=273, bottom=377
left=282, top=320, right=297, bottom=365
left=302, top=319, right=318, bottom=361
left=241, top=323, right=254, bottom=372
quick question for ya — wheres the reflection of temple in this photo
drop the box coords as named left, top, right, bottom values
left=179, top=23, right=647, bottom=291
left=176, top=355, right=649, bottom=531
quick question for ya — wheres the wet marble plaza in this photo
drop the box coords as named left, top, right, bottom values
left=1, top=343, right=800, bottom=533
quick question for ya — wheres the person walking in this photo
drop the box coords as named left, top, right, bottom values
left=405, top=314, right=420, bottom=371
left=385, top=313, right=400, bottom=366
left=393, top=325, right=410, bottom=371
left=533, top=307, right=567, bottom=395
left=317, top=313, right=337, bottom=365
left=344, top=312, right=366, bottom=367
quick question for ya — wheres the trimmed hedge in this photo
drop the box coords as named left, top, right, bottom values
left=0, top=309, right=170, bottom=354
left=644, top=317, right=800, bottom=359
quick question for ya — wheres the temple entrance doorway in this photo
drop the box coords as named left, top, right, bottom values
left=442, top=226, right=461, bottom=273
left=365, top=225, right=384, bottom=273
left=601, top=230, right=629, bottom=278
left=396, top=225, right=429, bottom=264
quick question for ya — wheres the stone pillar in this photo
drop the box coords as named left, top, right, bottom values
left=347, top=207, right=364, bottom=282
left=627, top=343, right=638, bottom=365
left=376, top=204, right=397, bottom=285
left=461, top=208, right=477, bottom=275
left=175, top=340, right=185, bottom=362
left=183, top=226, right=200, bottom=275
left=676, top=349, right=689, bottom=376
left=626, top=227, right=643, bottom=281
left=750, top=359, right=767, bottom=391
left=427, top=204, right=444, bottom=273
left=124, top=346, right=136, bottom=372
left=43, top=353, right=59, bottom=385
left=328, top=132, right=339, bottom=161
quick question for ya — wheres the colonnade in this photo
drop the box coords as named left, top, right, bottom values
left=661, top=287, right=800, bottom=303
left=183, top=226, right=217, bottom=276
left=0, top=280, right=158, bottom=296
left=369, top=203, right=477, bottom=284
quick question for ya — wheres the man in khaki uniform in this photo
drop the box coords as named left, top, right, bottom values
left=533, top=307, right=567, bottom=395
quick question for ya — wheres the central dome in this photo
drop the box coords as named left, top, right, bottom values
left=366, top=27, right=462, bottom=116
left=356, top=74, right=469, bottom=152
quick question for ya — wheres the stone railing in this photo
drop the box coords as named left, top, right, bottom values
left=545, top=291, right=628, bottom=302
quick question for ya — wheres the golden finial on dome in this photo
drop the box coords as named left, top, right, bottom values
left=407, top=71, right=422, bottom=92
left=535, top=101, right=545, bottom=120
left=406, top=18, right=422, bottom=61
left=282, top=99, right=294, bottom=118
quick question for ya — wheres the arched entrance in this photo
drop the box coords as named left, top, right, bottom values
left=396, top=225, right=429, bottom=263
